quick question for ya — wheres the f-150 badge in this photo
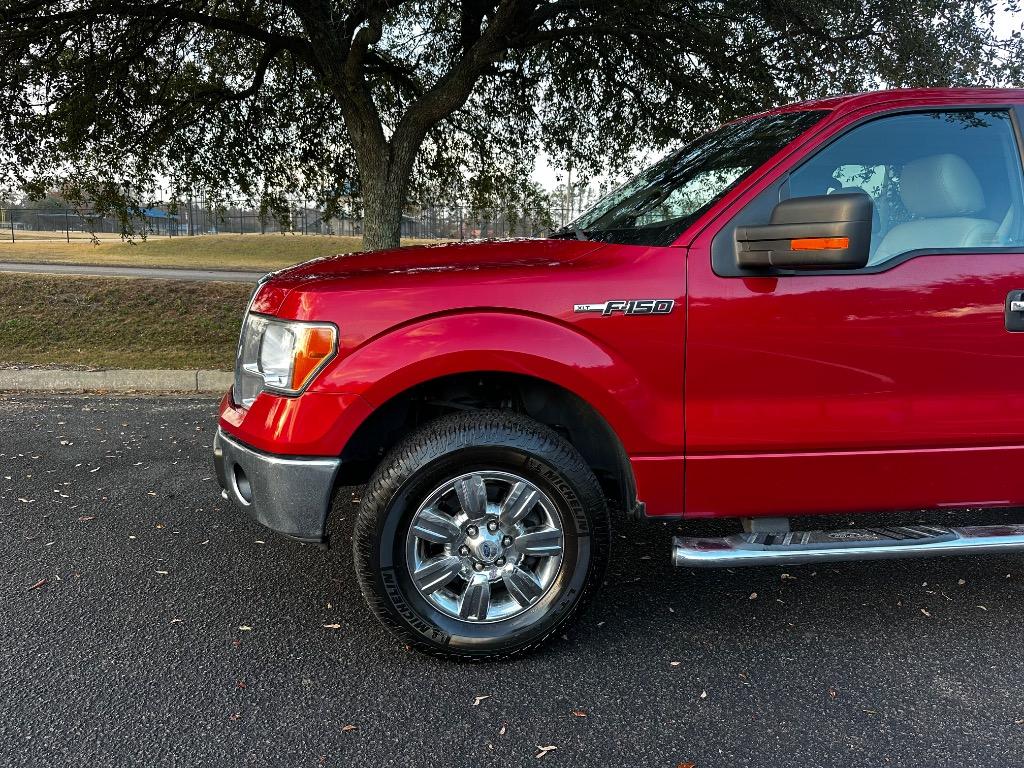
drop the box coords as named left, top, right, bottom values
left=573, top=299, right=675, bottom=316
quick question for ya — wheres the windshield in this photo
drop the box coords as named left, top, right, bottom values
left=555, top=110, right=827, bottom=246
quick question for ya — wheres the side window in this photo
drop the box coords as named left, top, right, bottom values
left=788, top=110, right=1024, bottom=266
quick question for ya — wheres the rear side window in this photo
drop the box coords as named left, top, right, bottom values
left=788, top=110, right=1024, bottom=267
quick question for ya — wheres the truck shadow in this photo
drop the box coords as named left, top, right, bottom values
left=313, top=491, right=1024, bottom=665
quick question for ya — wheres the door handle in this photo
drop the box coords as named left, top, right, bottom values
left=1009, top=291, right=1024, bottom=332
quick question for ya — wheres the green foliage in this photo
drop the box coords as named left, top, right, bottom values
left=1, top=0, right=1021, bottom=248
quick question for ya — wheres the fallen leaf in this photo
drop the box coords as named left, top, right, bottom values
left=677, top=763, right=697, bottom=768
left=27, top=578, right=48, bottom=591
left=228, top=712, right=241, bottom=721
left=828, top=688, right=837, bottom=700
left=571, top=710, right=587, bottom=717
left=472, top=695, right=491, bottom=706
left=749, top=592, right=758, bottom=600
left=342, top=724, right=358, bottom=732
left=958, top=579, right=966, bottom=586
left=498, top=723, right=507, bottom=736
left=535, top=745, right=557, bottom=759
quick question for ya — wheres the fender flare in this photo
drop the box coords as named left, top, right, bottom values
left=316, top=310, right=650, bottom=454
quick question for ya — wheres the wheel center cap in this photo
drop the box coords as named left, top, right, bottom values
left=468, top=530, right=503, bottom=563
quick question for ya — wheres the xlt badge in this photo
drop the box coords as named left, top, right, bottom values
left=574, top=299, right=675, bottom=316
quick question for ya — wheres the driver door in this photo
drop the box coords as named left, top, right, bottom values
left=684, top=105, right=1024, bottom=519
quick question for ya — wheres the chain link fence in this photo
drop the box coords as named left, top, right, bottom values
left=0, top=203, right=572, bottom=243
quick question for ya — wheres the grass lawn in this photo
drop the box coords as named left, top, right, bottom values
left=0, top=233, right=438, bottom=272
left=0, top=275, right=251, bottom=370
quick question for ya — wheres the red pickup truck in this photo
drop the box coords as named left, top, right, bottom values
left=215, top=88, right=1024, bottom=659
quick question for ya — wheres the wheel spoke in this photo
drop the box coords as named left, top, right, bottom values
left=454, top=473, right=488, bottom=520
left=458, top=575, right=491, bottom=621
left=410, top=508, right=461, bottom=545
left=408, top=470, right=566, bottom=623
left=502, top=565, right=543, bottom=607
left=413, top=555, right=463, bottom=595
left=499, top=481, right=538, bottom=527
left=516, top=526, right=563, bottom=557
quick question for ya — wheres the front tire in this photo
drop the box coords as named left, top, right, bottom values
left=352, top=410, right=610, bottom=660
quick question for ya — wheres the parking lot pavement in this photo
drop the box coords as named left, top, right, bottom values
left=3, top=394, right=1024, bottom=767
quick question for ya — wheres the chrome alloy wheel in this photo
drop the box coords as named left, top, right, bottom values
left=405, top=471, right=565, bottom=623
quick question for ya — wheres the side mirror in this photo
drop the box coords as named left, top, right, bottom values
left=734, top=193, right=873, bottom=270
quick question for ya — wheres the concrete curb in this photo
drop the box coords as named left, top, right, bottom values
left=0, top=368, right=233, bottom=393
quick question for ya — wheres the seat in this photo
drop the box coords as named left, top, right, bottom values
left=870, top=153, right=999, bottom=266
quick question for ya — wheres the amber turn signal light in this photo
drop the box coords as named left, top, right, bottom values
left=790, top=237, right=850, bottom=251
left=290, top=326, right=337, bottom=390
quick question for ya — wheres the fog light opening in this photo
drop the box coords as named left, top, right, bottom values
left=232, top=464, right=253, bottom=506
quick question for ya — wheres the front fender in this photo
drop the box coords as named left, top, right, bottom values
left=312, top=311, right=675, bottom=455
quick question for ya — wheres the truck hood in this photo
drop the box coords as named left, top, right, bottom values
left=251, top=237, right=604, bottom=314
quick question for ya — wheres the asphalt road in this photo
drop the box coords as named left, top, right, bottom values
left=3, top=394, right=1024, bottom=767
left=0, top=261, right=264, bottom=282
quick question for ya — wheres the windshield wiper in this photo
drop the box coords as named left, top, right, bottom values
left=549, top=224, right=589, bottom=241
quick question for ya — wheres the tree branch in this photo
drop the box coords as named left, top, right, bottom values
left=390, top=0, right=539, bottom=170
left=3, top=0, right=311, bottom=58
left=195, top=43, right=283, bottom=103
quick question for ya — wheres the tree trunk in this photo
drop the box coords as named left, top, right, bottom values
left=358, top=158, right=408, bottom=251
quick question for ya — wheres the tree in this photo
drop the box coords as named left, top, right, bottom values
left=2, top=1, right=1021, bottom=251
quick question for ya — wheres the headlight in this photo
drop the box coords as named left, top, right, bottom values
left=233, top=313, right=338, bottom=407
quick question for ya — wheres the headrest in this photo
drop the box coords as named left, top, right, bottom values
left=900, top=153, right=985, bottom=217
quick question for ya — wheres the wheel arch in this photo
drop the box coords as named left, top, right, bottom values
left=334, top=370, right=639, bottom=519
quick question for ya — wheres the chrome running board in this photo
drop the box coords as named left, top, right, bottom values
left=672, top=524, right=1024, bottom=568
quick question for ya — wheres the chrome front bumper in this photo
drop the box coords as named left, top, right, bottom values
left=213, top=428, right=341, bottom=544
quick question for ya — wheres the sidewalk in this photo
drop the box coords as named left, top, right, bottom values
left=0, top=368, right=232, bottom=393
left=0, top=260, right=264, bottom=282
